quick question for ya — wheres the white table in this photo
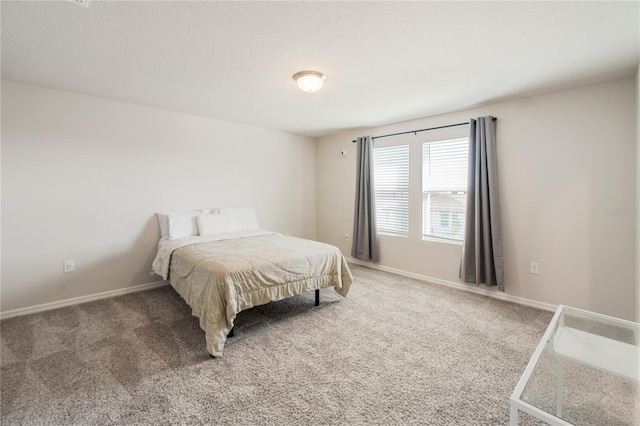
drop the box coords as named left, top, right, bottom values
left=510, top=305, right=639, bottom=425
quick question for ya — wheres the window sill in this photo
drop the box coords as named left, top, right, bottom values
left=422, top=236, right=463, bottom=246
left=377, top=232, right=409, bottom=238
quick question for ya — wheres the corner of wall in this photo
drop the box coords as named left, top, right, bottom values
left=636, top=64, right=640, bottom=322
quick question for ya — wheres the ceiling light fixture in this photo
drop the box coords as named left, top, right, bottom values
left=293, top=71, right=327, bottom=93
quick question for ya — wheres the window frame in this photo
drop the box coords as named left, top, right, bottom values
left=372, top=144, right=410, bottom=237
left=421, top=137, right=469, bottom=244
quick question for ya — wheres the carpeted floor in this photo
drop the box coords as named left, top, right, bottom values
left=0, top=265, right=633, bottom=425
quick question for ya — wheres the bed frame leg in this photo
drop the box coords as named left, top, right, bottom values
left=315, top=289, right=320, bottom=306
left=228, top=327, right=234, bottom=338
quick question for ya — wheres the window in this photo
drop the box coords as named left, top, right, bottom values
left=373, top=145, right=409, bottom=236
left=422, top=138, right=468, bottom=241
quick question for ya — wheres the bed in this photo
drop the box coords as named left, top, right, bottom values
left=151, top=207, right=353, bottom=357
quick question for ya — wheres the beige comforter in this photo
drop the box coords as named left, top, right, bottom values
left=167, top=233, right=353, bottom=357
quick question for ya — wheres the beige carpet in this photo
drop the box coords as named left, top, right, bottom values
left=1, top=264, right=628, bottom=425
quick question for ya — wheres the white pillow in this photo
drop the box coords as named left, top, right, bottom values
left=166, top=212, right=200, bottom=239
left=197, top=213, right=237, bottom=236
left=156, top=209, right=218, bottom=239
left=218, top=206, right=259, bottom=231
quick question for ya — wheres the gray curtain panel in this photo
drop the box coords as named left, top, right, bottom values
left=460, top=116, right=505, bottom=291
left=352, top=136, right=380, bottom=262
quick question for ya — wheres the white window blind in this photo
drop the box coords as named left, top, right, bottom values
left=422, top=138, right=468, bottom=241
left=373, top=145, right=409, bottom=236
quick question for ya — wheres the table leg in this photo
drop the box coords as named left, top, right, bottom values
left=509, top=403, right=519, bottom=426
left=556, top=357, right=564, bottom=418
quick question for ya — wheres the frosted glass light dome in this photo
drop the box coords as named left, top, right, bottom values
left=293, top=71, right=327, bottom=92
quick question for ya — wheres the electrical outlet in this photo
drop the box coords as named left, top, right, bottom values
left=67, top=0, right=90, bottom=7
left=530, top=261, right=539, bottom=275
left=63, top=260, right=75, bottom=273
left=344, top=234, right=350, bottom=241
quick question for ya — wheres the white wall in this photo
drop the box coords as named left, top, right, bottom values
left=318, top=77, right=637, bottom=321
left=1, top=81, right=317, bottom=313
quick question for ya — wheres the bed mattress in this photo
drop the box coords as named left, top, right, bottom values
left=161, top=232, right=353, bottom=357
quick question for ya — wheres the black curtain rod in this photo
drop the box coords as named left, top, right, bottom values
left=352, top=117, right=497, bottom=143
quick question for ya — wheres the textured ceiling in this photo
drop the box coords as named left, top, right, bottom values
left=2, top=1, right=638, bottom=137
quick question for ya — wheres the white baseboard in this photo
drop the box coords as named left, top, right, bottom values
left=1, top=261, right=555, bottom=320
left=0, top=281, right=169, bottom=320
left=347, top=257, right=557, bottom=313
